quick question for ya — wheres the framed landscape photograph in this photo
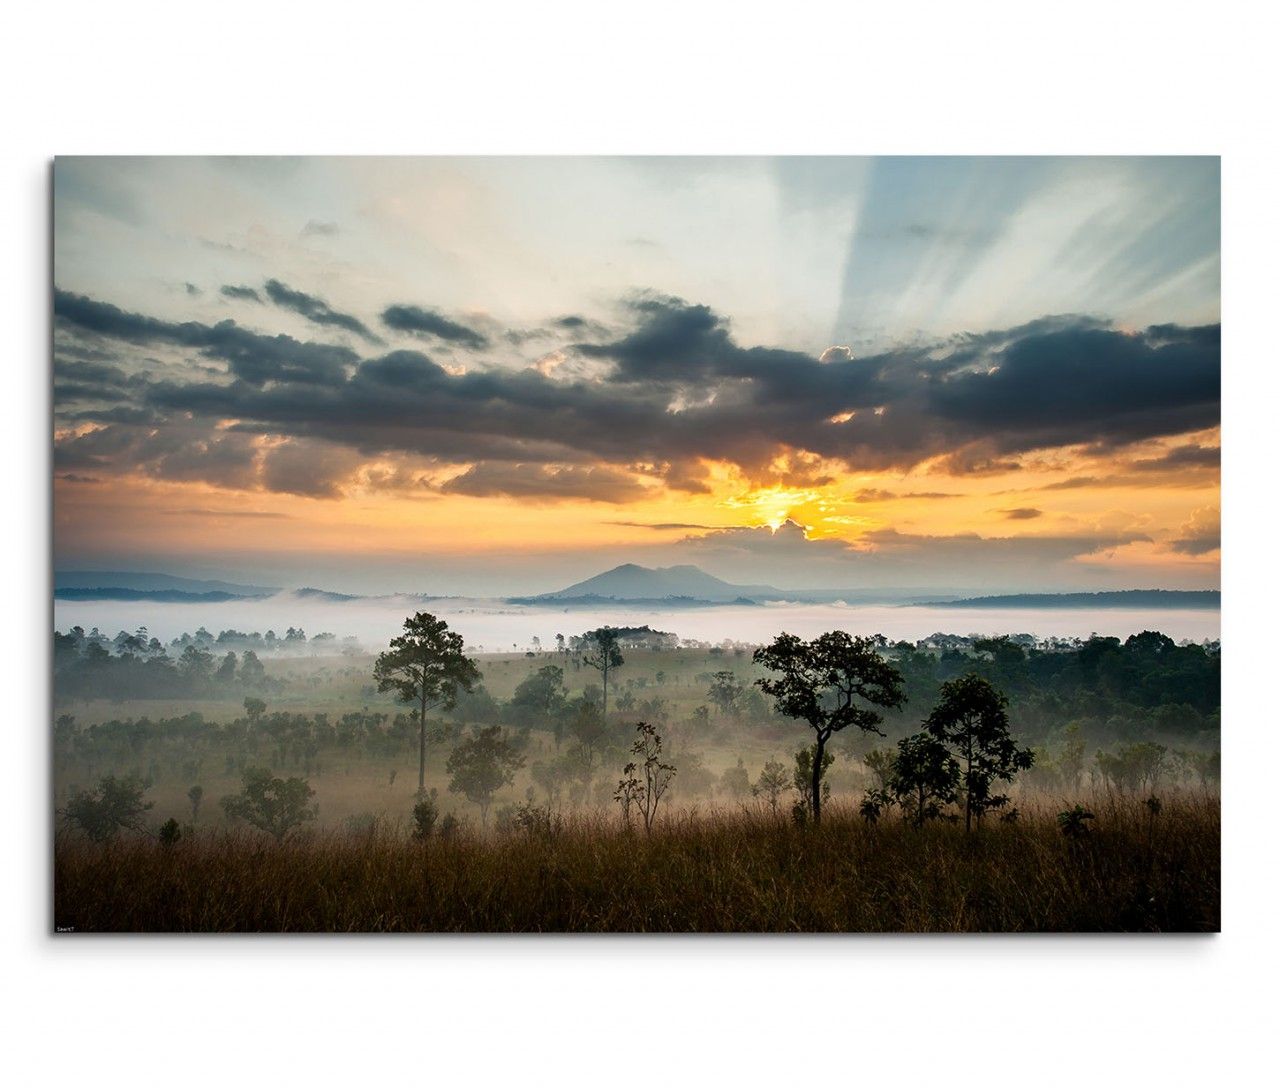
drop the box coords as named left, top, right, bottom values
left=51, top=155, right=1220, bottom=933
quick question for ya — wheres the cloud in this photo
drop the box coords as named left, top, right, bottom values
left=607, top=520, right=720, bottom=530
left=1000, top=507, right=1043, bottom=520
left=53, top=288, right=1221, bottom=504
left=440, top=463, right=650, bottom=504
left=165, top=508, right=293, bottom=519
left=381, top=304, right=489, bottom=350
left=221, top=285, right=262, bottom=303
left=259, top=439, right=363, bottom=498
left=55, top=288, right=358, bottom=386
left=1170, top=504, right=1220, bottom=555
left=853, top=488, right=959, bottom=503
left=302, top=220, right=339, bottom=237
left=263, top=279, right=381, bottom=343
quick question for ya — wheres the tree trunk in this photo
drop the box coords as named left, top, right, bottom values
left=418, top=688, right=428, bottom=795
left=964, top=739, right=973, bottom=833
left=812, top=733, right=826, bottom=824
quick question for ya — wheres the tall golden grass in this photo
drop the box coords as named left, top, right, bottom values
left=54, top=793, right=1219, bottom=933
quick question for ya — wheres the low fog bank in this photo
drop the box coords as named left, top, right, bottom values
left=53, top=593, right=1222, bottom=652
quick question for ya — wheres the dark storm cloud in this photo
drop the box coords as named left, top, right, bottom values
left=929, top=323, right=1220, bottom=451
left=440, top=463, right=649, bottom=504
left=221, top=284, right=263, bottom=303
left=381, top=304, right=489, bottom=350
left=54, top=288, right=358, bottom=386
left=53, top=288, right=1221, bottom=500
left=263, top=279, right=381, bottom=344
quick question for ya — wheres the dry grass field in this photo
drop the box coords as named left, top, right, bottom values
left=54, top=792, right=1219, bottom=933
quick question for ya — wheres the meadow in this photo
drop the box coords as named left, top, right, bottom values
left=54, top=793, right=1219, bottom=932
left=52, top=630, right=1221, bottom=932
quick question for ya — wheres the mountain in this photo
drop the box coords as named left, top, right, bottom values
left=923, top=590, right=1220, bottom=610
left=529, top=564, right=783, bottom=604
left=54, top=570, right=277, bottom=599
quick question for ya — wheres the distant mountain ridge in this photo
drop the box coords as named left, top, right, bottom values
left=528, top=563, right=783, bottom=603
left=924, top=590, right=1220, bottom=610
left=55, top=570, right=277, bottom=599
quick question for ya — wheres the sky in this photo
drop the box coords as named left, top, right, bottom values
left=52, top=156, right=1220, bottom=596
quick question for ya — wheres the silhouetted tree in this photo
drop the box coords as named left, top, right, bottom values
left=61, top=774, right=153, bottom=841
left=581, top=628, right=624, bottom=724
left=753, top=760, right=791, bottom=814
left=707, top=670, right=744, bottom=718
left=864, top=731, right=960, bottom=827
left=614, top=722, right=675, bottom=833
left=374, top=613, right=481, bottom=794
left=446, top=725, right=524, bottom=826
left=924, top=674, right=1034, bottom=831
left=754, top=631, right=905, bottom=823
left=219, top=767, right=317, bottom=840
left=511, top=664, right=567, bottom=729
left=187, top=784, right=204, bottom=823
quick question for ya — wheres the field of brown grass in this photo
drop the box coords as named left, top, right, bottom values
left=53, top=792, right=1219, bottom=933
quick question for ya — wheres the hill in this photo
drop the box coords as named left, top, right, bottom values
left=531, top=563, right=782, bottom=603
left=923, top=589, right=1220, bottom=610
left=54, top=570, right=277, bottom=601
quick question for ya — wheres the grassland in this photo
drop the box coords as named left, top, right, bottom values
left=54, top=792, right=1219, bottom=933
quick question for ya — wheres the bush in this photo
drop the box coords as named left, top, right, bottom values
left=61, top=775, right=153, bottom=842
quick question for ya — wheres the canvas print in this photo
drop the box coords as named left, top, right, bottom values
left=52, top=157, right=1220, bottom=932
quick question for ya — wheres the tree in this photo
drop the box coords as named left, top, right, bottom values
left=753, top=760, right=791, bottom=814
left=511, top=664, right=567, bottom=729
left=220, top=767, right=317, bottom=840
left=614, top=722, right=676, bottom=833
left=924, top=674, right=1034, bottom=831
left=374, top=613, right=481, bottom=794
left=581, top=627, right=624, bottom=725
left=792, top=744, right=834, bottom=816
left=61, top=774, right=153, bottom=841
left=707, top=670, right=744, bottom=718
left=187, top=784, right=204, bottom=823
left=873, top=731, right=960, bottom=827
left=754, top=631, right=906, bottom=823
left=243, top=696, right=267, bottom=726
left=446, top=726, right=525, bottom=826
left=719, top=757, right=751, bottom=799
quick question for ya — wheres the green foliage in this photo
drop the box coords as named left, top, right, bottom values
left=881, top=731, right=961, bottom=827
left=581, top=627, right=625, bottom=719
left=924, top=674, right=1034, bottom=831
left=754, top=631, right=906, bottom=823
left=752, top=760, right=791, bottom=814
left=707, top=670, right=744, bottom=717
left=375, top=612, right=480, bottom=792
left=374, top=613, right=480, bottom=714
left=1057, top=805, right=1095, bottom=838
left=446, top=726, right=525, bottom=822
left=219, top=767, right=317, bottom=840
left=792, top=744, right=834, bottom=811
left=411, top=791, right=439, bottom=841
left=62, top=774, right=153, bottom=841
left=510, top=664, right=567, bottom=726
left=1095, top=741, right=1168, bottom=792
